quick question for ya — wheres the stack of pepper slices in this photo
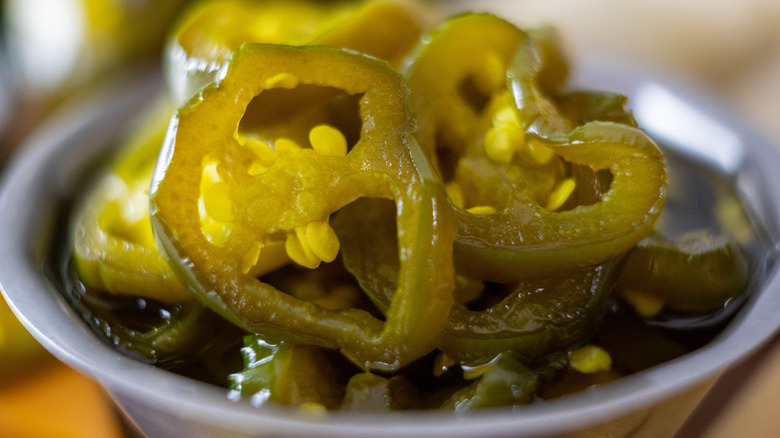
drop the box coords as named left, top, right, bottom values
left=66, top=0, right=751, bottom=410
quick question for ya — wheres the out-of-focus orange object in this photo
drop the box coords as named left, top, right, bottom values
left=0, top=361, right=125, bottom=438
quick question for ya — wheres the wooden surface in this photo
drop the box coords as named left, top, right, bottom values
left=679, top=332, right=780, bottom=437
left=0, top=360, right=125, bottom=438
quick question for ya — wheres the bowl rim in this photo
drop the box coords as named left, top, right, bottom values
left=1, top=58, right=780, bottom=438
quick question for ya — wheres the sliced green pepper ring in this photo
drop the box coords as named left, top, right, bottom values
left=453, top=121, right=667, bottom=283
left=403, top=13, right=666, bottom=283
left=150, top=43, right=456, bottom=371
left=403, top=13, right=528, bottom=175
left=616, top=231, right=752, bottom=314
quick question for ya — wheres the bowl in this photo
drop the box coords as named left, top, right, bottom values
left=1, top=58, right=779, bottom=438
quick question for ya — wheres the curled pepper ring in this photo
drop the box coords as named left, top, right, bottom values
left=150, top=43, right=456, bottom=372
left=403, top=14, right=667, bottom=283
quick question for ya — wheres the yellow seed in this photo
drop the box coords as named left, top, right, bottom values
left=297, top=402, right=328, bottom=419
left=484, top=127, right=515, bottom=163
left=526, top=137, right=555, bottom=164
left=245, top=138, right=276, bottom=167
left=454, top=275, right=484, bottom=304
left=445, top=182, right=465, bottom=209
left=545, top=178, right=576, bottom=211
left=309, top=124, right=347, bottom=157
left=274, top=137, right=301, bottom=151
left=569, top=345, right=612, bottom=374
left=621, top=288, right=665, bottom=318
left=493, top=104, right=520, bottom=127
left=264, top=72, right=299, bottom=89
left=201, top=217, right=232, bottom=247
left=499, top=120, right=524, bottom=141
left=198, top=161, right=233, bottom=246
left=466, top=205, right=497, bottom=215
left=485, top=104, right=524, bottom=164
left=202, top=161, right=221, bottom=185
left=241, top=241, right=264, bottom=274
left=296, top=226, right=319, bottom=261
left=305, top=220, right=340, bottom=263
left=203, top=182, right=235, bottom=222
left=285, top=231, right=320, bottom=269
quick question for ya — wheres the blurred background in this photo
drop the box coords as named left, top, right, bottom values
left=0, top=0, right=778, bottom=436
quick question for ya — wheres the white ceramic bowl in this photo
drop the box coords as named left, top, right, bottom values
left=1, top=59, right=779, bottom=438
